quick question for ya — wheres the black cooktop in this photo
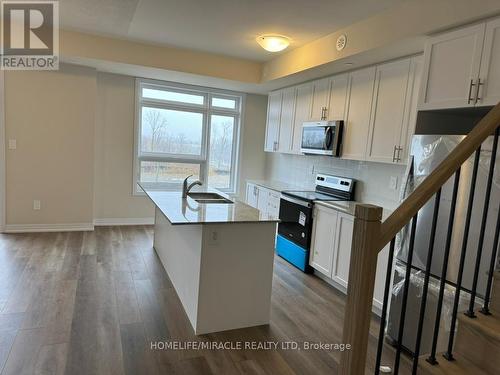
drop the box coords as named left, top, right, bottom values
left=282, top=190, right=347, bottom=203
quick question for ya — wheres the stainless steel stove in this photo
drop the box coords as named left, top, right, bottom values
left=276, top=174, right=356, bottom=272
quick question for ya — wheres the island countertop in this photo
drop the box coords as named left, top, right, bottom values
left=140, top=185, right=280, bottom=225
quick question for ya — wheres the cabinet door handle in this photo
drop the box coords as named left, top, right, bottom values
left=321, top=107, right=327, bottom=120
left=475, top=78, right=484, bottom=104
left=396, top=146, right=403, bottom=162
left=392, top=145, right=397, bottom=163
left=468, top=79, right=476, bottom=104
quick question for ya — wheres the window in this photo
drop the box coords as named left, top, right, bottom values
left=135, top=80, right=242, bottom=193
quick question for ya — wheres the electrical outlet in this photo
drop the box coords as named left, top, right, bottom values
left=8, top=139, right=17, bottom=150
left=33, top=200, right=41, bottom=210
left=208, top=230, right=218, bottom=245
left=389, top=176, right=398, bottom=191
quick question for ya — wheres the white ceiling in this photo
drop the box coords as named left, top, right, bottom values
left=60, top=0, right=407, bottom=61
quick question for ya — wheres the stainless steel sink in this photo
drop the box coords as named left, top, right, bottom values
left=187, top=192, right=233, bottom=204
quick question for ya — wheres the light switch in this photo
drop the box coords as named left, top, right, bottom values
left=389, top=176, right=398, bottom=191
left=33, top=200, right=41, bottom=210
left=8, top=139, right=17, bottom=150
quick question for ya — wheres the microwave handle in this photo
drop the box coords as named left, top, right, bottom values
left=324, top=126, right=333, bottom=150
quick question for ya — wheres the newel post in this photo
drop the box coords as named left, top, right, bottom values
left=339, top=204, right=383, bottom=375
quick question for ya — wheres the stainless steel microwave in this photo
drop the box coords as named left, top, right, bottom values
left=300, top=120, right=343, bottom=156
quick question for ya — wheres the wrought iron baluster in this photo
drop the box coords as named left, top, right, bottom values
left=481, top=128, right=500, bottom=315
left=427, top=169, right=460, bottom=365
left=412, top=189, right=441, bottom=374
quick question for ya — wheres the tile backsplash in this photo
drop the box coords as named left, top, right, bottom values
left=265, top=153, right=408, bottom=210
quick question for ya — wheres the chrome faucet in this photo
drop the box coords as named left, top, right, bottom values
left=182, top=175, right=203, bottom=198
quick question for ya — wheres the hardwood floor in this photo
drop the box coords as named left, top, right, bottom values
left=0, top=227, right=411, bottom=374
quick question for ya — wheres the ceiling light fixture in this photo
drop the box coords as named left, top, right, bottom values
left=256, top=35, right=290, bottom=52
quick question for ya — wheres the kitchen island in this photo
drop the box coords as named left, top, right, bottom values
left=140, top=186, right=279, bottom=335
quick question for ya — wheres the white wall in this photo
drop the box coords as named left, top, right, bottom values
left=5, top=65, right=97, bottom=227
left=265, top=153, right=407, bottom=210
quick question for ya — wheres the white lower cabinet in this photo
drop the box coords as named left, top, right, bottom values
left=267, top=191, right=281, bottom=219
left=245, top=183, right=281, bottom=219
left=257, top=187, right=269, bottom=212
left=310, top=204, right=390, bottom=315
left=373, top=243, right=391, bottom=311
left=310, top=205, right=338, bottom=276
left=246, top=183, right=259, bottom=208
left=331, top=212, right=355, bottom=288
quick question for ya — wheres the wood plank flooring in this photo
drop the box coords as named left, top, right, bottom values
left=0, top=226, right=411, bottom=374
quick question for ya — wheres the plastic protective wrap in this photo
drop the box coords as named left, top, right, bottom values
left=386, top=134, right=499, bottom=355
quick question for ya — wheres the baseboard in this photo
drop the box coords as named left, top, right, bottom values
left=2, top=218, right=155, bottom=233
left=4, top=223, right=94, bottom=233
left=93, top=217, right=155, bottom=226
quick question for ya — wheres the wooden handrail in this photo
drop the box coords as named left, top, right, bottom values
left=378, top=102, right=500, bottom=251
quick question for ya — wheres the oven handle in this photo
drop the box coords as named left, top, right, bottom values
left=281, top=195, right=312, bottom=208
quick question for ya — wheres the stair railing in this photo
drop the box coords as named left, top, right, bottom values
left=339, top=102, right=500, bottom=375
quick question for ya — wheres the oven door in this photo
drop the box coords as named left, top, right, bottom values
left=278, top=195, right=313, bottom=249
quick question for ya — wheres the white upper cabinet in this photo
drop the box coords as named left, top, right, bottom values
left=291, top=83, right=313, bottom=153
left=327, top=73, right=349, bottom=121
left=478, top=17, right=500, bottom=106
left=398, top=56, right=423, bottom=164
left=264, top=55, right=423, bottom=163
left=264, top=90, right=282, bottom=152
left=419, top=22, right=487, bottom=110
left=310, top=78, right=330, bottom=120
left=277, top=87, right=296, bottom=153
left=343, top=66, right=376, bottom=160
left=366, top=58, right=412, bottom=164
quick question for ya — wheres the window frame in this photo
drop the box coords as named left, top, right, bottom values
left=133, top=78, right=243, bottom=195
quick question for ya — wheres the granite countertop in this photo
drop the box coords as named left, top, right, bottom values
left=139, top=185, right=279, bottom=225
left=315, top=200, right=393, bottom=220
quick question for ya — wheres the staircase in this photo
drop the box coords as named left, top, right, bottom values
left=337, top=102, right=500, bottom=375
left=419, top=271, right=500, bottom=375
